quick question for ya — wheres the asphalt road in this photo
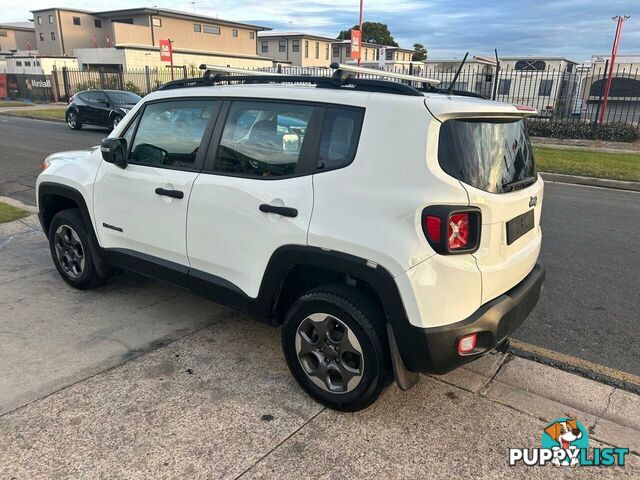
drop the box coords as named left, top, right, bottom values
left=0, top=115, right=638, bottom=376
left=0, top=116, right=106, bottom=205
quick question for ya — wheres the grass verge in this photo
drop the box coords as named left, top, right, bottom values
left=0, top=202, right=30, bottom=224
left=534, top=146, right=640, bottom=182
left=0, top=101, right=34, bottom=108
left=1, top=108, right=66, bottom=121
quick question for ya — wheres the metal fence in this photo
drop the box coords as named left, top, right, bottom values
left=52, top=62, right=640, bottom=125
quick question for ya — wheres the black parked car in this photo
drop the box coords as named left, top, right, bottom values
left=66, top=90, right=141, bottom=131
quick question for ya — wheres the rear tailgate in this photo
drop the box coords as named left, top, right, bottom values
left=426, top=95, right=542, bottom=304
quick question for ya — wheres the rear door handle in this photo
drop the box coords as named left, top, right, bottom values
left=259, top=204, right=298, bottom=218
left=155, top=188, right=184, bottom=199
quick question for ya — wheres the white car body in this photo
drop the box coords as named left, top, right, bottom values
left=37, top=78, right=545, bottom=398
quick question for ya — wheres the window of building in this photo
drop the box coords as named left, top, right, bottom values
left=305, top=40, right=309, bottom=58
left=315, top=42, right=319, bottom=59
left=498, top=79, right=511, bottom=95
left=386, top=49, right=393, bottom=60
left=37, top=16, right=42, bottom=25
left=35, top=60, right=40, bottom=66
left=15, top=61, right=22, bottom=67
left=345, top=45, right=351, bottom=57
left=193, top=23, right=201, bottom=32
left=261, top=40, right=268, bottom=53
left=325, top=44, right=329, bottom=60
left=72, top=16, right=81, bottom=26
left=112, top=18, right=134, bottom=24
left=538, top=79, right=553, bottom=96
left=50, top=32, right=56, bottom=41
left=24, top=61, right=31, bottom=66
left=279, top=39, right=286, bottom=52
left=232, top=29, right=238, bottom=37
left=588, top=77, right=640, bottom=98
left=39, top=32, right=45, bottom=41
left=332, top=45, right=339, bottom=57
left=94, top=19, right=102, bottom=28
left=250, top=31, right=255, bottom=39
left=515, top=60, right=546, bottom=71
left=0, top=31, right=6, bottom=37
left=214, top=100, right=314, bottom=178
left=317, top=107, right=364, bottom=171
left=129, top=100, right=216, bottom=169
left=152, top=17, right=162, bottom=27
left=48, top=15, right=53, bottom=24
left=203, top=25, right=220, bottom=35
left=292, top=39, right=300, bottom=52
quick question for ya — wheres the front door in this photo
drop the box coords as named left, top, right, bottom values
left=187, top=99, right=319, bottom=298
left=93, top=98, right=220, bottom=278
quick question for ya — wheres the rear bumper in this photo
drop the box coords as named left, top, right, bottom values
left=393, top=264, right=545, bottom=374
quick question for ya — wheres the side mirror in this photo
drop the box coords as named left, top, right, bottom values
left=100, top=137, right=128, bottom=169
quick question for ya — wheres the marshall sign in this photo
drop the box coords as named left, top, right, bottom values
left=6, top=74, right=53, bottom=102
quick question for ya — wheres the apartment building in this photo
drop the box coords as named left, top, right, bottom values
left=30, top=7, right=273, bottom=69
left=0, top=22, right=37, bottom=58
left=257, top=32, right=333, bottom=67
left=331, top=40, right=415, bottom=71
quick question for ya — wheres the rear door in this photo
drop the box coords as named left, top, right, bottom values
left=437, top=116, right=543, bottom=304
left=186, top=99, right=320, bottom=298
left=84, top=91, right=109, bottom=125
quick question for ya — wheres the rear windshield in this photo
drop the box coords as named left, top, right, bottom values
left=438, top=118, right=536, bottom=194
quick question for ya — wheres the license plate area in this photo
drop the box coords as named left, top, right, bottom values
left=506, top=210, right=534, bottom=245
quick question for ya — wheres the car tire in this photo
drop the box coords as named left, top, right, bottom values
left=111, top=114, right=123, bottom=131
left=66, top=110, right=82, bottom=130
left=48, top=209, right=106, bottom=290
left=282, top=284, right=392, bottom=411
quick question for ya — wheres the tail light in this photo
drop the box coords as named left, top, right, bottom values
left=68, top=95, right=74, bottom=104
left=422, top=206, right=481, bottom=254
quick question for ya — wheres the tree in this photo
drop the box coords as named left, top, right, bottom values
left=336, top=22, right=398, bottom=47
left=412, top=43, right=427, bottom=62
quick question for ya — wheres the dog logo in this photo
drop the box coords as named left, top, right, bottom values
left=542, top=418, right=588, bottom=467
left=529, top=195, right=537, bottom=208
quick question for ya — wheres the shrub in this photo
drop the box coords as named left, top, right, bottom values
left=527, top=119, right=639, bottom=143
left=125, top=81, right=143, bottom=96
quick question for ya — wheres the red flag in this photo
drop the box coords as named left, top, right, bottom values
left=350, top=29, right=362, bottom=60
left=93, top=34, right=98, bottom=48
left=159, top=39, right=173, bottom=62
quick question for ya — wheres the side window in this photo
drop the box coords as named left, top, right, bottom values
left=317, top=107, right=364, bottom=171
left=129, top=100, right=216, bottom=169
left=121, top=113, right=140, bottom=149
left=214, top=101, right=313, bottom=178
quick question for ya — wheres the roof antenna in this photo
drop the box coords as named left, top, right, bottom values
left=446, top=51, right=469, bottom=94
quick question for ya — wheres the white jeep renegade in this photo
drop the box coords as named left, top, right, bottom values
left=37, top=65, right=545, bottom=411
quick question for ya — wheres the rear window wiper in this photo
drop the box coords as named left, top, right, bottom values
left=502, top=176, right=536, bottom=192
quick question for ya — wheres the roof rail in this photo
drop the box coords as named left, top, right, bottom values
left=329, top=62, right=441, bottom=86
left=157, top=64, right=425, bottom=96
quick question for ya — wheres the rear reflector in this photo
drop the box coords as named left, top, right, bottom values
left=448, top=213, right=469, bottom=250
left=458, top=333, right=477, bottom=355
left=514, top=104, right=535, bottom=111
left=425, top=215, right=441, bottom=243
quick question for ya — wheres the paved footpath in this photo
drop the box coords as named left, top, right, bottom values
left=0, top=217, right=638, bottom=479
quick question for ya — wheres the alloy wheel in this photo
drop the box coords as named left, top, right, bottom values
left=295, top=313, right=364, bottom=394
left=67, top=112, right=76, bottom=128
left=53, top=224, right=85, bottom=279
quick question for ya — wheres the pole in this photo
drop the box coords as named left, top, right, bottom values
left=357, top=0, right=363, bottom=66
left=599, top=15, right=629, bottom=124
left=169, top=39, right=174, bottom=81
left=492, top=48, right=500, bottom=100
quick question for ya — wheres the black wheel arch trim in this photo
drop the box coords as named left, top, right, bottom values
left=38, top=182, right=111, bottom=277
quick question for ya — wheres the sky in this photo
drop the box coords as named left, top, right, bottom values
left=2, top=0, right=639, bottom=62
